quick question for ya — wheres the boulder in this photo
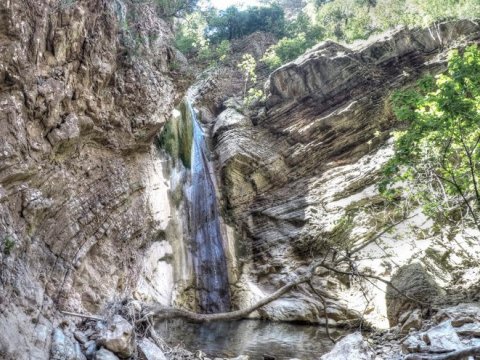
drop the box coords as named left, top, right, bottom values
left=138, top=338, right=167, bottom=360
left=98, top=316, right=135, bottom=358
left=51, top=328, right=86, bottom=360
left=386, top=263, right=444, bottom=326
left=320, top=333, right=375, bottom=360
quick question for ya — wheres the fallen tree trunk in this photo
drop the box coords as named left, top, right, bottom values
left=139, top=255, right=426, bottom=324
left=141, top=272, right=312, bottom=323
left=404, top=346, right=480, bottom=360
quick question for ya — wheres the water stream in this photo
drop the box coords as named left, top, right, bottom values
left=188, top=100, right=231, bottom=313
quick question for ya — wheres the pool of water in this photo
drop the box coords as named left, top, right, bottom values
left=156, top=319, right=344, bottom=359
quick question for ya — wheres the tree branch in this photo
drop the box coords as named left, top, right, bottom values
left=404, top=346, right=480, bottom=360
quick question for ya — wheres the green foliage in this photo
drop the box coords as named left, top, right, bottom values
left=262, top=0, right=480, bottom=70
left=215, top=40, right=231, bottom=63
left=316, top=0, right=373, bottom=42
left=157, top=102, right=193, bottom=168
left=206, top=5, right=286, bottom=44
left=154, top=0, right=198, bottom=18
left=238, top=53, right=258, bottom=97
left=174, top=12, right=209, bottom=55
left=262, top=12, right=324, bottom=69
left=381, top=45, right=480, bottom=229
left=3, top=236, right=14, bottom=256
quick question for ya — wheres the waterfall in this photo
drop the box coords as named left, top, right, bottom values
left=188, top=100, right=231, bottom=314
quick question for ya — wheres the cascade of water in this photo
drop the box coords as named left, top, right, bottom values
left=188, top=100, right=231, bottom=313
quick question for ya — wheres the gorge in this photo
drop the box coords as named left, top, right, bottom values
left=1, top=0, right=480, bottom=359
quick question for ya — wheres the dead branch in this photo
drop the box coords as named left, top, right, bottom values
left=404, top=346, right=480, bottom=360
left=318, top=264, right=430, bottom=306
left=61, top=310, right=104, bottom=321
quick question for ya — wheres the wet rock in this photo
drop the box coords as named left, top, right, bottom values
left=137, top=338, right=167, bottom=360
left=98, top=316, right=134, bottom=358
left=320, top=333, right=375, bottom=360
left=95, top=348, right=120, bottom=360
left=386, top=263, right=444, bottom=326
left=401, top=309, right=422, bottom=334
left=51, top=328, right=86, bottom=360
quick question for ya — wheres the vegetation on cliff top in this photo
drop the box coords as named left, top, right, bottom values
left=173, top=0, right=480, bottom=70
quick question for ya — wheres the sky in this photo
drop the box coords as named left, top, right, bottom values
left=203, top=0, right=263, bottom=10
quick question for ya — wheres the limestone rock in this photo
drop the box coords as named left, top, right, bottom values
left=320, top=333, right=375, bottom=360
left=0, top=0, right=177, bottom=356
left=386, top=263, right=444, bottom=326
left=202, top=20, right=480, bottom=326
left=99, top=316, right=135, bottom=358
left=51, top=328, right=86, bottom=360
left=95, top=348, right=120, bottom=360
left=138, top=338, right=167, bottom=360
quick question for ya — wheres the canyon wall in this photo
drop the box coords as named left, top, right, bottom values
left=199, top=20, right=480, bottom=327
left=0, top=0, right=180, bottom=357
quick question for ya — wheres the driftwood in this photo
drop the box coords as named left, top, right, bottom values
left=404, top=346, right=480, bottom=360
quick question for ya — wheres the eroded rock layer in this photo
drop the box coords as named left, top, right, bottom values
left=209, top=20, right=480, bottom=325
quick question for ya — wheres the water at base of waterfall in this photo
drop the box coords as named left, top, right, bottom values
left=156, top=319, right=345, bottom=359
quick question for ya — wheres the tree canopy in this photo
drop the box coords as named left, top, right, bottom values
left=381, top=45, right=480, bottom=232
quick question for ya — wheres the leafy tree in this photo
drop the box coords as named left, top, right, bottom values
left=155, top=0, right=198, bottom=18
left=262, top=12, right=323, bottom=69
left=206, top=5, right=286, bottom=43
left=174, top=12, right=209, bottom=55
left=381, top=45, right=480, bottom=231
left=238, top=54, right=257, bottom=97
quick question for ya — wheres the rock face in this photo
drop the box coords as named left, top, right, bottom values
left=203, top=20, right=480, bottom=325
left=386, top=263, right=444, bottom=326
left=0, top=0, right=179, bottom=357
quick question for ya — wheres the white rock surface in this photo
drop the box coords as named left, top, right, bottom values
left=320, top=333, right=375, bottom=360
